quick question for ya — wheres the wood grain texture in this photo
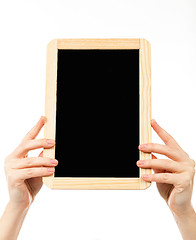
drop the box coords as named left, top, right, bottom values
left=43, top=39, right=57, bottom=188
left=139, top=39, right=152, bottom=189
left=57, top=38, right=140, bottom=49
left=50, top=178, right=141, bottom=190
left=43, top=38, right=151, bottom=190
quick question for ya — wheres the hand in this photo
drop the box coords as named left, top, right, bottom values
left=4, top=116, right=58, bottom=209
left=137, top=119, right=195, bottom=216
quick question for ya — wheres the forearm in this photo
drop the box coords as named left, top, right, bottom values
left=0, top=202, right=30, bottom=240
left=171, top=205, right=196, bottom=240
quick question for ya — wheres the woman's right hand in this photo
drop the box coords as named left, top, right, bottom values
left=4, top=116, right=58, bottom=210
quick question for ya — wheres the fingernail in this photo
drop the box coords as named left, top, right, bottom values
left=47, top=139, right=55, bottom=145
left=139, top=144, right=147, bottom=150
left=41, top=116, right=47, bottom=123
left=151, top=119, right=156, bottom=124
left=48, top=168, right=55, bottom=173
left=39, top=116, right=47, bottom=124
left=50, top=159, right=58, bottom=165
left=137, top=160, right=145, bottom=166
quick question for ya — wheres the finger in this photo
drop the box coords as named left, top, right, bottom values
left=151, top=154, right=163, bottom=173
left=23, top=116, right=47, bottom=141
left=12, top=157, right=58, bottom=169
left=14, top=138, right=55, bottom=157
left=139, top=143, right=172, bottom=158
left=137, top=153, right=162, bottom=174
left=137, top=159, right=181, bottom=173
left=15, top=167, right=55, bottom=180
left=142, top=172, right=178, bottom=185
left=139, top=143, right=182, bottom=161
left=151, top=119, right=178, bottom=147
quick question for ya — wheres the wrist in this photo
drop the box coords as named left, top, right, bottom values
left=7, top=200, right=31, bottom=213
left=171, top=203, right=195, bottom=219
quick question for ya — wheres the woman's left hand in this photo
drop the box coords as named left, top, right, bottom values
left=137, top=119, right=195, bottom=216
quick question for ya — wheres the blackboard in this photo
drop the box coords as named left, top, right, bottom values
left=55, top=49, right=139, bottom=178
left=43, top=39, right=151, bottom=189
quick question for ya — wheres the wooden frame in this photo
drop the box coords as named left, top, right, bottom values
left=43, top=38, right=151, bottom=190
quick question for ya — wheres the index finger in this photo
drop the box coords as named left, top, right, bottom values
left=23, top=116, right=47, bottom=141
left=151, top=119, right=178, bottom=147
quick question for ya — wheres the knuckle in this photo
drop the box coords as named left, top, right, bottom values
left=190, top=159, right=195, bottom=168
left=148, top=143, right=154, bottom=148
left=25, top=158, right=33, bottom=167
left=26, top=168, right=33, bottom=177
left=20, top=140, right=30, bottom=152
left=164, top=159, right=172, bottom=168
left=167, top=146, right=175, bottom=155
left=43, top=139, right=48, bottom=146
left=190, top=167, right=195, bottom=177
left=40, top=167, right=47, bottom=175
left=163, top=173, right=170, bottom=182
left=164, top=135, right=174, bottom=145
left=6, top=170, right=18, bottom=184
left=38, top=139, right=46, bottom=147
left=4, top=155, right=14, bottom=172
left=146, top=143, right=155, bottom=151
left=183, top=159, right=195, bottom=176
left=183, top=173, right=192, bottom=187
left=181, top=152, right=191, bottom=162
left=144, top=160, right=150, bottom=166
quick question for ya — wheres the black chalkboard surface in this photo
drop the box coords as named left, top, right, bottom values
left=43, top=38, right=151, bottom=190
left=55, top=49, right=139, bottom=178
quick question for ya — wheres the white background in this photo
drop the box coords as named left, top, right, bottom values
left=0, top=0, right=196, bottom=239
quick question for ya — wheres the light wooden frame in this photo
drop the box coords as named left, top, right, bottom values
left=43, top=38, right=151, bottom=190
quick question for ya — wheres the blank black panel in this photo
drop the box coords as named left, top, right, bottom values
left=55, top=49, right=139, bottom=178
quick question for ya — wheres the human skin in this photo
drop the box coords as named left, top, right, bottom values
left=0, top=116, right=58, bottom=240
left=137, top=119, right=196, bottom=240
left=0, top=118, right=195, bottom=240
